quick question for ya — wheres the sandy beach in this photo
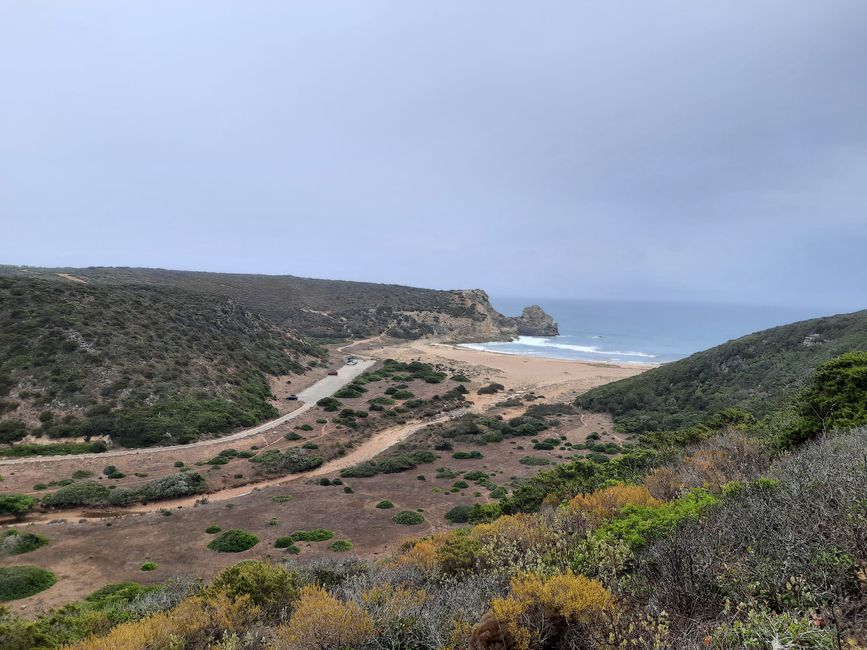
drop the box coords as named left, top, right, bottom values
left=358, top=338, right=651, bottom=404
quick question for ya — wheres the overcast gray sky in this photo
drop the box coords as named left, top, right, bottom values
left=1, top=2, right=865, bottom=310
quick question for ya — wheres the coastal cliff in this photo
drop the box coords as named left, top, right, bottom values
left=0, top=267, right=558, bottom=343
left=392, top=289, right=558, bottom=342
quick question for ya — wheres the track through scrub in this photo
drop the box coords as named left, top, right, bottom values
left=0, top=359, right=376, bottom=466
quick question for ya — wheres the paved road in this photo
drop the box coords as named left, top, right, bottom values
left=0, top=359, right=376, bottom=466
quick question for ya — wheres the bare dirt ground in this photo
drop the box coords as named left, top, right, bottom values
left=0, top=341, right=645, bottom=613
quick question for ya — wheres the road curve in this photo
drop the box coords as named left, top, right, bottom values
left=0, top=359, right=377, bottom=466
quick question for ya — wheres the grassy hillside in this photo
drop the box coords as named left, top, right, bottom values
left=0, top=266, right=501, bottom=339
left=576, top=309, right=867, bottom=432
left=0, top=277, right=322, bottom=447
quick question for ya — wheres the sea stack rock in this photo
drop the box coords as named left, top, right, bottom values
left=514, top=305, right=559, bottom=336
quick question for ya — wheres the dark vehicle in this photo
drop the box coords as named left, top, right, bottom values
left=286, top=395, right=298, bottom=401
left=328, top=370, right=339, bottom=376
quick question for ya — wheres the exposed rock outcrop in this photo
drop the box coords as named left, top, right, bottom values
left=512, top=304, right=559, bottom=336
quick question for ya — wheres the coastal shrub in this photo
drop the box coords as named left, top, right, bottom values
left=296, top=424, right=314, bottom=432
left=274, top=536, right=294, bottom=549
left=453, top=480, right=470, bottom=489
left=205, top=525, right=221, bottom=534
left=107, top=487, right=137, bottom=507
left=272, top=584, right=374, bottom=650
left=478, top=383, right=505, bottom=395
left=139, top=562, right=157, bottom=571
left=71, top=470, right=94, bottom=479
left=289, top=529, right=334, bottom=542
left=284, top=432, right=304, bottom=441
left=271, top=494, right=293, bottom=503
left=392, top=510, right=425, bottom=525
left=375, top=500, right=394, bottom=509
left=453, top=451, right=483, bottom=460
left=463, top=470, right=489, bottom=481
left=335, top=383, right=367, bottom=398
left=0, top=494, right=36, bottom=519
left=597, top=488, right=718, bottom=549
left=137, top=472, right=207, bottom=501
left=329, top=540, right=353, bottom=552
left=445, top=504, right=474, bottom=523
left=103, top=465, right=126, bottom=479
left=41, top=481, right=111, bottom=508
left=519, top=456, right=552, bottom=466
left=451, top=374, right=470, bottom=382
left=0, top=530, right=48, bottom=555
left=207, top=529, right=259, bottom=553
left=210, top=560, right=300, bottom=609
left=0, top=565, right=57, bottom=601
left=391, top=389, right=415, bottom=400
left=436, top=467, right=458, bottom=479
left=0, top=441, right=108, bottom=458
left=250, top=449, right=322, bottom=475
left=316, top=397, right=342, bottom=411
left=339, top=450, right=437, bottom=478
left=301, top=442, right=319, bottom=450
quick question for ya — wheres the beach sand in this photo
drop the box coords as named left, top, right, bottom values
left=360, top=339, right=650, bottom=404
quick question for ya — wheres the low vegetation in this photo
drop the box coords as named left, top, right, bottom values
left=207, top=530, right=259, bottom=553
left=0, top=530, right=48, bottom=555
left=0, top=565, right=57, bottom=602
left=577, top=310, right=867, bottom=432
left=0, top=277, right=322, bottom=449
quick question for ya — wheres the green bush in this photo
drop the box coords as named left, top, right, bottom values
left=329, top=540, right=353, bottom=552
left=0, top=530, right=48, bottom=555
left=274, top=536, right=294, bottom=548
left=392, top=510, right=425, bottom=525
left=41, top=481, right=111, bottom=508
left=0, top=565, right=57, bottom=601
left=206, top=525, right=221, bottom=534
left=453, top=451, right=482, bottom=460
left=0, top=494, right=36, bottom=519
left=445, top=504, right=473, bottom=523
left=139, top=562, right=157, bottom=571
left=340, top=450, right=438, bottom=478
left=289, top=529, right=334, bottom=542
left=284, top=432, right=304, bottom=441
left=207, top=529, right=259, bottom=553
left=137, top=472, right=207, bottom=501
left=271, top=494, right=293, bottom=503
left=250, top=449, right=322, bottom=475
left=209, top=561, right=300, bottom=609
left=597, top=488, right=718, bottom=549
left=375, top=500, right=394, bottom=509
left=519, top=456, right=552, bottom=466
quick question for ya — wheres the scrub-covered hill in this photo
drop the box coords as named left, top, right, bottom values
left=576, top=309, right=867, bottom=432
left=0, top=277, right=322, bottom=447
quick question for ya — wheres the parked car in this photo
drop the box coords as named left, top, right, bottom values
left=328, top=370, right=339, bottom=376
left=286, top=395, right=298, bottom=401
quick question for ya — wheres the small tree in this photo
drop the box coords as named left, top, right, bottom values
left=0, top=494, right=36, bottom=519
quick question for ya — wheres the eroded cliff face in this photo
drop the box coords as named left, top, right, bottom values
left=387, top=290, right=558, bottom=342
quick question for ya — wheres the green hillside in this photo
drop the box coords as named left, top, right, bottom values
left=0, top=277, right=322, bottom=447
left=576, top=309, right=867, bottom=432
left=0, top=266, right=497, bottom=339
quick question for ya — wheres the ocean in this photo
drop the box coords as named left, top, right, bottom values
left=461, top=298, right=843, bottom=365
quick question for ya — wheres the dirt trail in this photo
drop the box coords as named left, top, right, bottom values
left=16, top=408, right=471, bottom=524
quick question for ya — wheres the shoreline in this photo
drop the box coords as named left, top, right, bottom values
left=445, top=341, right=660, bottom=369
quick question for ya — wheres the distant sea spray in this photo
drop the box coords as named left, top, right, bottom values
left=460, top=336, right=658, bottom=364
